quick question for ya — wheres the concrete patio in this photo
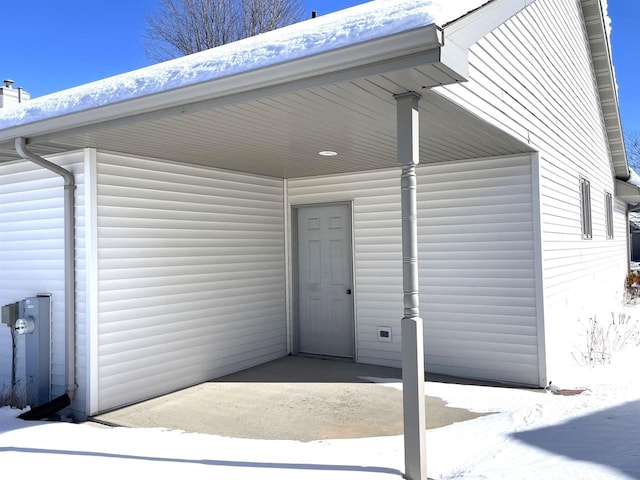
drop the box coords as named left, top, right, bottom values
left=90, top=356, right=493, bottom=441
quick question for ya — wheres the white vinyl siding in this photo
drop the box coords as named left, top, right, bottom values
left=435, top=0, right=628, bottom=370
left=419, top=156, right=538, bottom=384
left=94, top=153, right=285, bottom=413
left=288, top=154, right=540, bottom=386
left=0, top=151, right=87, bottom=416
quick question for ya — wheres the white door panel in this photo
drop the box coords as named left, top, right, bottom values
left=297, top=204, right=354, bottom=357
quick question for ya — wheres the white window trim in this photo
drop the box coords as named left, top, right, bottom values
left=605, top=191, right=614, bottom=239
left=580, top=177, right=592, bottom=240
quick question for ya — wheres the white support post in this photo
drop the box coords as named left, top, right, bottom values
left=394, top=91, right=426, bottom=480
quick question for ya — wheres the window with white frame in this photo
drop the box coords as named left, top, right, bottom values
left=580, top=177, right=592, bottom=239
left=605, top=191, right=613, bottom=239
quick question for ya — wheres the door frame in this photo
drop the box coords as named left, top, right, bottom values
left=290, top=201, right=356, bottom=359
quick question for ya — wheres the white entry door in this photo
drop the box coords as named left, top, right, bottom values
left=296, top=204, right=354, bottom=358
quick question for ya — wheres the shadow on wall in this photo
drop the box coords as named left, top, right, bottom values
left=512, top=400, right=640, bottom=478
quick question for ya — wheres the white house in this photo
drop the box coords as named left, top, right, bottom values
left=0, top=0, right=635, bottom=425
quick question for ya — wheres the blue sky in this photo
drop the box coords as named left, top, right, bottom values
left=2, top=0, right=638, bottom=134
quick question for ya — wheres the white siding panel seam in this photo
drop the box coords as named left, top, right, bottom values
left=84, top=149, right=100, bottom=416
left=531, top=153, right=548, bottom=387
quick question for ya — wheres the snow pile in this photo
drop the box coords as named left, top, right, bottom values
left=2, top=345, right=640, bottom=479
left=0, top=0, right=487, bottom=131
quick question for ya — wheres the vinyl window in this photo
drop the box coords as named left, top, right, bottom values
left=580, top=177, right=592, bottom=239
left=605, top=191, right=613, bottom=239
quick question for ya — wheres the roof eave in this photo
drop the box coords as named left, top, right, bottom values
left=615, top=179, right=640, bottom=203
left=581, top=0, right=629, bottom=180
left=0, top=24, right=461, bottom=147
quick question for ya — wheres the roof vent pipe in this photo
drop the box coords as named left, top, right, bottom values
left=14, top=138, right=77, bottom=404
left=3, top=79, right=14, bottom=88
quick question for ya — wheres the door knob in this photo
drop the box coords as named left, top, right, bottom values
left=346, top=289, right=352, bottom=295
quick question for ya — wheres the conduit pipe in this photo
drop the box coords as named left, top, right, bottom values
left=14, top=137, right=77, bottom=402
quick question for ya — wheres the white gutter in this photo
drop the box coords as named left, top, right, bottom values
left=616, top=179, right=640, bottom=203
left=14, top=137, right=77, bottom=402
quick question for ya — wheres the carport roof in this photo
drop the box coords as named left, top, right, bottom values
left=0, top=0, right=538, bottom=178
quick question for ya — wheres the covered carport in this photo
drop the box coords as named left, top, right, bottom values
left=0, top=2, right=535, bottom=478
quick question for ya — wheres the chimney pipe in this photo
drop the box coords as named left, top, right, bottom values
left=0, top=80, right=30, bottom=108
left=311, top=10, right=317, bottom=18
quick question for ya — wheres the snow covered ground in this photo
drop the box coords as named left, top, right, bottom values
left=2, top=340, right=640, bottom=479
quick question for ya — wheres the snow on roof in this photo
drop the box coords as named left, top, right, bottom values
left=628, top=167, right=640, bottom=187
left=0, top=0, right=488, bottom=131
left=599, top=0, right=619, bottom=94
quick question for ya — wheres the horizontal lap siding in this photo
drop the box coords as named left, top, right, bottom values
left=96, top=153, right=285, bottom=412
left=0, top=152, right=87, bottom=415
left=288, top=154, right=539, bottom=385
left=419, top=156, right=538, bottom=385
left=437, top=0, right=627, bottom=370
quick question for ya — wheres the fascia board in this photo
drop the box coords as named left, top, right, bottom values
left=0, top=25, right=448, bottom=145
left=439, top=40, right=469, bottom=81
left=445, top=0, right=537, bottom=49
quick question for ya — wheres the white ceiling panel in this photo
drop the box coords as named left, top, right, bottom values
left=0, top=68, right=531, bottom=177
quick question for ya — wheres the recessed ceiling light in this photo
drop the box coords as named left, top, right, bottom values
left=318, top=150, right=338, bottom=156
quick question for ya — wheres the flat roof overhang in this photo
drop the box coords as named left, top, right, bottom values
left=0, top=89, right=533, bottom=179
left=0, top=23, right=532, bottom=178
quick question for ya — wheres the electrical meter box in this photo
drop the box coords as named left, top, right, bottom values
left=18, top=295, right=51, bottom=406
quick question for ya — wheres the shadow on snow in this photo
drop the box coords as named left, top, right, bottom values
left=512, top=400, right=640, bottom=478
left=0, top=446, right=403, bottom=476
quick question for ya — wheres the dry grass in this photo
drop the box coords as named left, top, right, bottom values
left=575, top=312, right=640, bottom=366
left=0, top=387, right=27, bottom=409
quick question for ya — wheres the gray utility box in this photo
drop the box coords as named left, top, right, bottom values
left=1, top=302, right=19, bottom=327
left=18, top=296, right=51, bottom=406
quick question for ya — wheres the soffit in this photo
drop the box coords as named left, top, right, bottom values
left=0, top=72, right=531, bottom=179
left=581, top=0, right=629, bottom=180
left=0, top=5, right=536, bottom=178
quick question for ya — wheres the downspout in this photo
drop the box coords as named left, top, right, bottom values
left=14, top=137, right=77, bottom=402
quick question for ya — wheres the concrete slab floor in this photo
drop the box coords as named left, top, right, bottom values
left=91, top=356, right=494, bottom=441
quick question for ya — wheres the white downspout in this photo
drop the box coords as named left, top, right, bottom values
left=14, top=137, right=77, bottom=402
